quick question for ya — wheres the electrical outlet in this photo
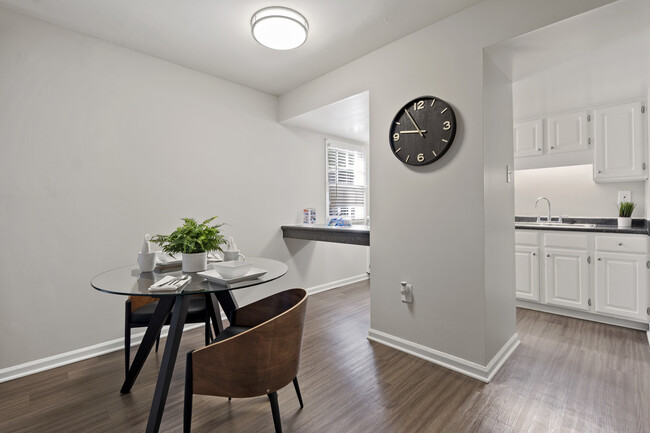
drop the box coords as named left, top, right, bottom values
left=400, top=281, right=413, bottom=303
left=618, top=191, right=631, bottom=203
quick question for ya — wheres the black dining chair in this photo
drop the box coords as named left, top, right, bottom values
left=124, top=295, right=213, bottom=378
left=184, top=288, right=308, bottom=433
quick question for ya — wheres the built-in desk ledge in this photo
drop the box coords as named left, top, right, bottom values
left=515, top=216, right=649, bottom=235
left=281, top=224, right=370, bottom=246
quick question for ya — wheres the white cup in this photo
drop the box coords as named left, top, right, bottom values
left=138, top=252, right=157, bottom=272
left=223, top=250, right=246, bottom=262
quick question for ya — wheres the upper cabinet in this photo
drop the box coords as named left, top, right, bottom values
left=513, top=119, right=543, bottom=158
left=514, top=110, right=593, bottom=171
left=546, top=110, right=590, bottom=154
left=514, top=100, right=647, bottom=182
left=593, top=101, right=647, bottom=183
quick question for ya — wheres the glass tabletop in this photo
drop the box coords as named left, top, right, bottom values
left=91, top=257, right=288, bottom=296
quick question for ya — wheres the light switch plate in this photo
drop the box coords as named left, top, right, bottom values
left=618, top=191, right=631, bottom=203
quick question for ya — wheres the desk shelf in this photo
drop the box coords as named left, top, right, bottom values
left=281, top=224, right=369, bottom=246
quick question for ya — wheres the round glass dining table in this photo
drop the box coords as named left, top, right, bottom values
left=91, top=257, right=288, bottom=296
left=91, top=257, right=288, bottom=433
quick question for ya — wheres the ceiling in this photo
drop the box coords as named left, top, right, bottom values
left=282, top=91, right=370, bottom=143
left=0, top=0, right=483, bottom=96
left=486, top=0, right=650, bottom=82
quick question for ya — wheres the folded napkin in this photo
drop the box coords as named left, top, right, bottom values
left=148, top=275, right=191, bottom=292
left=157, top=253, right=182, bottom=265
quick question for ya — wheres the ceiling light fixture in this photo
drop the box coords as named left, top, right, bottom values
left=251, top=6, right=309, bottom=50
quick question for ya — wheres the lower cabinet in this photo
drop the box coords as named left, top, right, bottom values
left=515, top=245, right=539, bottom=301
left=595, top=252, right=648, bottom=322
left=515, top=230, right=650, bottom=326
left=545, top=247, right=590, bottom=311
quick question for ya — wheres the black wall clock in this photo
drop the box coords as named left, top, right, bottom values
left=388, top=96, right=457, bottom=166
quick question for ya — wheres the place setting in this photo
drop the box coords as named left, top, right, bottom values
left=137, top=230, right=268, bottom=291
left=197, top=237, right=267, bottom=286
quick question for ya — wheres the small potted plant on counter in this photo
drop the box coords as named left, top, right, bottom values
left=617, top=201, right=636, bottom=228
left=150, top=216, right=226, bottom=272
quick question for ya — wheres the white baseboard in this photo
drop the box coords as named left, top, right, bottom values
left=516, top=300, right=649, bottom=331
left=307, top=273, right=369, bottom=295
left=367, top=329, right=520, bottom=383
left=0, top=323, right=203, bottom=384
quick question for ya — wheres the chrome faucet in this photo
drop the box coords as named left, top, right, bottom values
left=535, top=197, right=551, bottom=223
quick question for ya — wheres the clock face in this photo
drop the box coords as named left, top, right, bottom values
left=388, top=96, right=457, bottom=166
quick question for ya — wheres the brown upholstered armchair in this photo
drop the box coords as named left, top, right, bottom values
left=184, top=288, right=308, bottom=433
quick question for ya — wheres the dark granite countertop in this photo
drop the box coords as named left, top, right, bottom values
left=515, top=216, right=649, bottom=235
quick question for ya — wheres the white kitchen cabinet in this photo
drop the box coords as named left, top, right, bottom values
left=544, top=247, right=590, bottom=311
left=593, top=101, right=646, bottom=182
left=515, top=245, right=540, bottom=301
left=595, top=252, right=648, bottom=322
left=594, top=234, right=648, bottom=322
left=546, top=110, right=590, bottom=154
left=513, top=119, right=543, bottom=157
left=516, top=229, right=650, bottom=327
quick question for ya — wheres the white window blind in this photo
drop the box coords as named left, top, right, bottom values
left=326, top=141, right=367, bottom=224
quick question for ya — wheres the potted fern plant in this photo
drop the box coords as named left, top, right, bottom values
left=150, top=217, right=226, bottom=272
left=617, top=201, right=636, bottom=228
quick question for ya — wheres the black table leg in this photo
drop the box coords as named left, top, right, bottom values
left=205, top=293, right=223, bottom=337
left=145, top=295, right=190, bottom=433
left=214, top=290, right=239, bottom=323
left=121, top=296, right=175, bottom=394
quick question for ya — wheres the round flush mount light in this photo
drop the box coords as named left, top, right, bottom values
left=251, top=6, right=309, bottom=50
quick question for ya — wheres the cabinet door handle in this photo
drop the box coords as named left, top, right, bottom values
left=597, top=169, right=602, bottom=174
left=550, top=146, right=555, bottom=150
left=588, top=299, right=592, bottom=307
left=598, top=257, right=601, bottom=261
left=618, top=242, right=624, bottom=246
left=546, top=254, right=550, bottom=258
left=532, top=253, right=536, bottom=256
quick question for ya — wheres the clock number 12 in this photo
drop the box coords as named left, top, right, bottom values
left=413, top=101, right=425, bottom=111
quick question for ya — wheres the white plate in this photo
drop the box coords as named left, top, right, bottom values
left=197, top=267, right=267, bottom=285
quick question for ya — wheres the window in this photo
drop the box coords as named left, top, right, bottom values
left=326, top=139, right=367, bottom=225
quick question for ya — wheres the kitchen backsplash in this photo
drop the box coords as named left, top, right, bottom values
left=514, top=164, right=645, bottom=218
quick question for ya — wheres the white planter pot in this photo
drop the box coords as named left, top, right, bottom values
left=182, top=252, right=208, bottom=272
left=618, top=217, right=632, bottom=228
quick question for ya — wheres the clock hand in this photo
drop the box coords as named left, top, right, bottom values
left=400, top=130, right=428, bottom=134
left=404, top=109, right=424, bottom=137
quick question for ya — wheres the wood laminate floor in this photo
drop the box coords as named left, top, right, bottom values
left=1, top=280, right=649, bottom=432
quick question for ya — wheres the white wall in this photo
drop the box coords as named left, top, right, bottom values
left=515, top=165, right=646, bottom=217
left=483, top=53, right=517, bottom=363
left=279, top=0, right=612, bottom=374
left=513, top=28, right=650, bottom=121
left=0, top=8, right=367, bottom=371
left=513, top=24, right=650, bottom=219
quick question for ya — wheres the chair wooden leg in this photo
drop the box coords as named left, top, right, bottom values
left=124, top=303, right=131, bottom=379
left=292, top=377, right=304, bottom=409
left=184, top=353, right=193, bottom=433
left=124, top=327, right=131, bottom=378
left=267, top=391, right=282, bottom=433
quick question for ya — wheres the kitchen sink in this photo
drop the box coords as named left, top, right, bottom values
left=516, top=221, right=597, bottom=229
